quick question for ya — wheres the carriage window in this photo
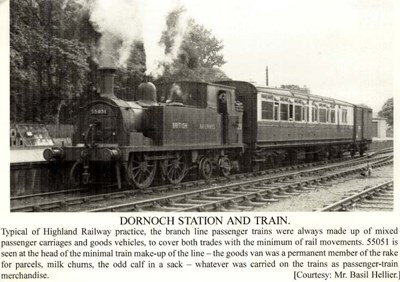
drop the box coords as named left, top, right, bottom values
left=331, top=109, right=336, bottom=123
left=319, top=108, right=327, bottom=123
left=261, top=101, right=274, bottom=120
left=289, top=104, right=294, bottom=121
left=303, top=106, right=309, bottom=122
left=280, top=103, right=289, bottom=121
left=342, top=109, right=348, bottom=124
left=295, top=105, right=302, bottom=121
left=274, top=103, right=279, bottom=120
left=312, top=107, right=318, bottom=122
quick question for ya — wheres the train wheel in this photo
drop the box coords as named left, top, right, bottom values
left=127, top=154, right=156, bottom=189
left=219, top=156, right=231, bottom=177
left=200, top=157, right=213, bottom=180
left=165, top=154, right=187, bottom=184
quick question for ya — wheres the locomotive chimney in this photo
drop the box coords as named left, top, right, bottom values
left=137, top=75, right=157, bottom=104
left=99, top=67, right=116, bottom=99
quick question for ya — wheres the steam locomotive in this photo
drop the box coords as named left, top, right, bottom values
left=43, top=68, right=372, bottom=189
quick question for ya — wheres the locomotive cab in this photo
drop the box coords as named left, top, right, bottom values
left=152, top=81, right=243, bottom=146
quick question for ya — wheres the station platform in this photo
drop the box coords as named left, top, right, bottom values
left=370, top=138, right=393, bottom=151
left=10, top=148, right=46, bottom=164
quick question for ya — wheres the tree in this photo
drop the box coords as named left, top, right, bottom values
left=10, top=0, right=91, bottom=123
left=378, top=98, right=393, bottom=127
left=114, top=41, right=146, bottom=100
left=184, top=19, right=226, bottom=69
left=158, top=18, right=229, bottom=82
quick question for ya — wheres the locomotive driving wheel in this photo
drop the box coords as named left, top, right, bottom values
left=164, top=153, right=187, bottom=184
left=127, top=154, right=156, bottom=189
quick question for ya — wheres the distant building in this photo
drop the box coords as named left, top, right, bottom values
left=372, top=116, right=387, bottom=139
left=10, top=124, right=54, bottom=148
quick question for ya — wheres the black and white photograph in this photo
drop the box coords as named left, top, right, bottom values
left=1, top=0, right=399, bottom=281
left=7, top=0, right=394, bottom=212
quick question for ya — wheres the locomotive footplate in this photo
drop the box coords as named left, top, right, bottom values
left=57, top=146, right=121, bottom=162
left=43, top=146, right=123, bottom=188
left=63, top=146, right=122, bottom=189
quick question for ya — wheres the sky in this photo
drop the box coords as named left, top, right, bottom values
left=181, top=0, right=395, bottom=112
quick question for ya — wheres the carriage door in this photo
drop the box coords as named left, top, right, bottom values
left=363, top=108, right=372, bottom=140
left=218, top=91, right=228, bottom=144
left=354, top=107, right=363, bottom=141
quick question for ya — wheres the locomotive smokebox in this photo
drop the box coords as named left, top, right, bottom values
left=137, top=75, right=157, bottom=104
left=99, top=67, right=116, bottom=99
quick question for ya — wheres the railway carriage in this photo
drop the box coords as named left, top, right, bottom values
left=216, top=81, right=372, bottom=170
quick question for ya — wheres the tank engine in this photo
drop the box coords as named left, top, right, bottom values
left=44, top=68, right=244, bottom=189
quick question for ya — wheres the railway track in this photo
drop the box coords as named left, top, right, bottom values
left=316, top=181, right=394, bottom=212
left=11, top=155, right=356, bottom=201
left=10, top=149, right=392, bottom=212
left=10, top=148, right=393, bottom=200
left=9, top=155, right=358, bottom=211
left=85, top=153, right=392, bottom=212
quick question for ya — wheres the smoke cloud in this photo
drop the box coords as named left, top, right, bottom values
left=75, top=0, right=188, bottom=77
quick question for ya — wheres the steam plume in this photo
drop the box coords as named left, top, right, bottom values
left=75, top=0, right=188, bottom=77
